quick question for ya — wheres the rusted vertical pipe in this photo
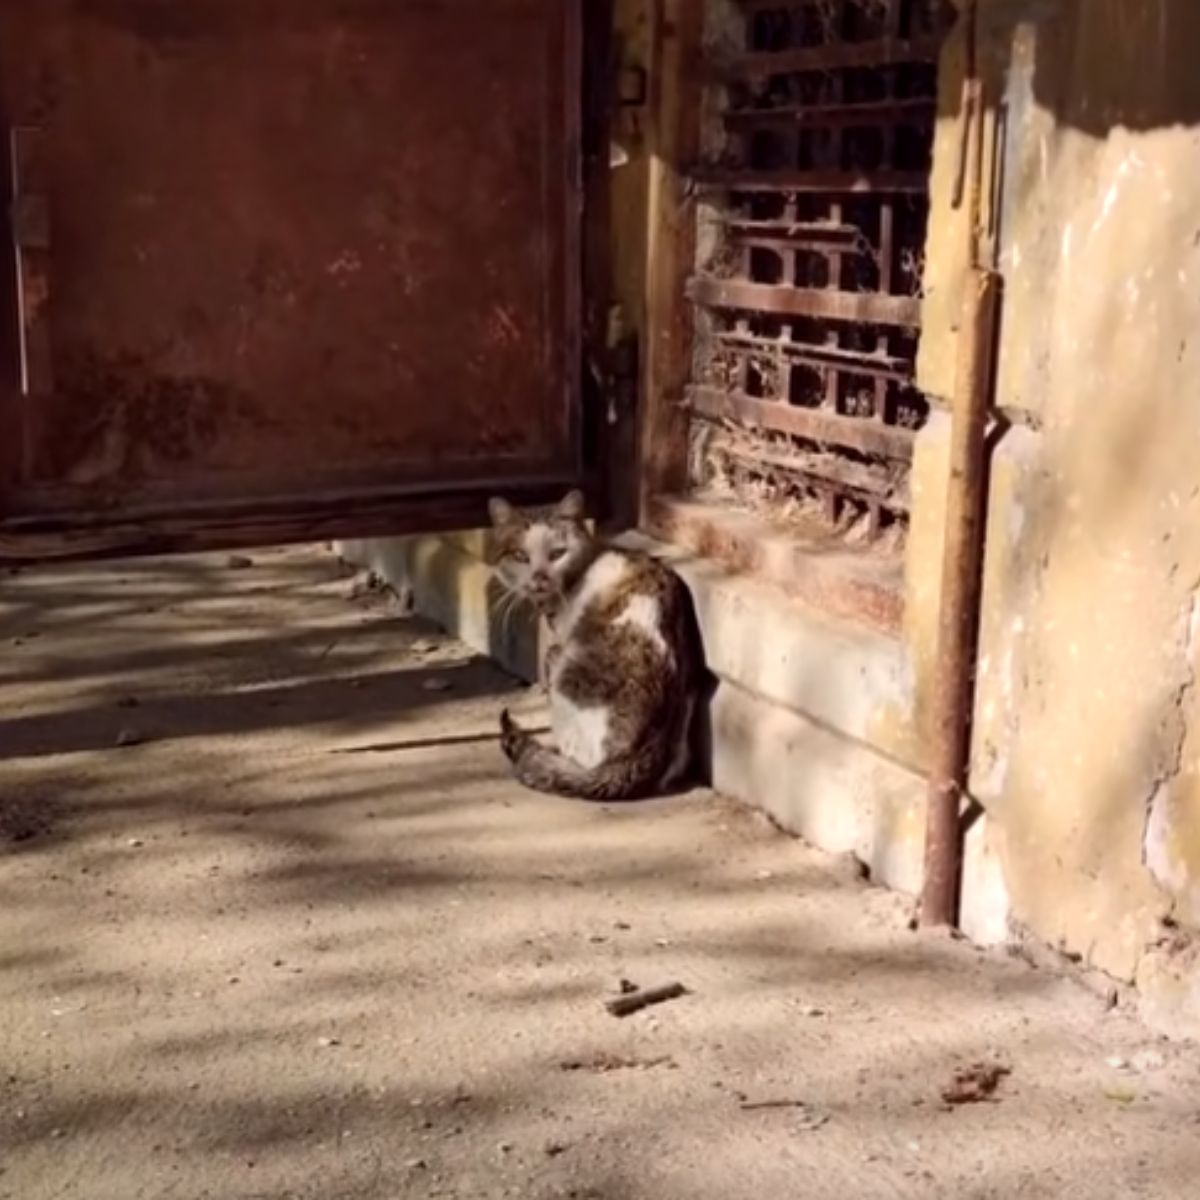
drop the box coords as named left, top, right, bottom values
left=920, top=2, right=1000, bottom=928
left=920, top=264, right=999, bottom=926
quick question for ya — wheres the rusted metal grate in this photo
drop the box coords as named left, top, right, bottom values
left=687, top=0, right=949, bottom=541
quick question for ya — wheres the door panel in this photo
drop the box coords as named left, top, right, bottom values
left=0, top=0, right=582, bottom=560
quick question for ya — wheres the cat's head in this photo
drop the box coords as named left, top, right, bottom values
left=487, top=490, right=592, bottom=609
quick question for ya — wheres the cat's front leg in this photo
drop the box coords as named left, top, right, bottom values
left=542, top=641, right=563, bottom=689
left=538, top=611, right=563, bottom=690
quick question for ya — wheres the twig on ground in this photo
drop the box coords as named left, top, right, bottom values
left=604, top=982, right=687, bottom=1018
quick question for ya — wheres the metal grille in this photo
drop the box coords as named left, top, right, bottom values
left=687, top=0, right=948, bottom=539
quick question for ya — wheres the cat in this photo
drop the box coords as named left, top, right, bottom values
left=487, top=490, right=701, bottom=801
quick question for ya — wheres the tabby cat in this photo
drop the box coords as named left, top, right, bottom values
left=488, top=491, right=700, bottom=800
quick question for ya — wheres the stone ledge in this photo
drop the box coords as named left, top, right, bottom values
left=337, top=534, right=541, bottom=683
left=619, top=530, right=918, bottom=762
left=646, top=494, right=905, bottom=635
left=706, top=678, right=926, bottom=894
left=337, top=526, right=1009, bottom=942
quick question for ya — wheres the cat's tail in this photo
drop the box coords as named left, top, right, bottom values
left=499, top=710, right=666, bottom=801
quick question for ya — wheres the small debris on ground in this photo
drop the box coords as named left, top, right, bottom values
left=1132, top=1048, right=1166, bottom=1073
left=737, top=1098, right=829, bottom=1130
left=604, top=981, right=687, bottom=1018
left=834, top=852, right=870, bottom=883
left=393, top=585, right=416, bottom=616
left=543, top=1140, right=568, bottom=1158
left=422, top=677, right=453, bottom=693
left=558, top=1053, right=677, bottom=1073
left=941, top=1061, right=1012, bottom=1106
left=226, top=555, right=254, bottom=570
left=0, top=798, right=56, bottom=844
left=115, top=728, right=148, bottom=748
left=317, top=1036, right=340, bottom=1048
left=347, top=571, right=389, bottom=601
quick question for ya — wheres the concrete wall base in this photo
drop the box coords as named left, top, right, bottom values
left=335, top=530, right=1014, bottom=948
left=338, top=531, right=542, bottom=684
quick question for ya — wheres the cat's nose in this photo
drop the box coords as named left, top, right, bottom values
left=532, top=570, right=550, bottom=585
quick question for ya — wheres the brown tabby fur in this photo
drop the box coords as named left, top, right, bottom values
left=487, top=493, right=701, bottom=801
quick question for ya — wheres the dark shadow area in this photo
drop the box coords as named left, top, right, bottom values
left=0, top=658, right=507, bottom=761
left=939, top=0, right=1200, bottom=136
left=1026, top=0, right=1200, bottom=135
left=331, top=729, right=523, bottom=756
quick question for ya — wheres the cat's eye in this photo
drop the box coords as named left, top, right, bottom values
left=508, top=549, right=529, bottom=564
left=548, top=547, right=567, bottom=562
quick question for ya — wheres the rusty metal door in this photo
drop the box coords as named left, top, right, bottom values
left=0, top=0, right=583, bottom=560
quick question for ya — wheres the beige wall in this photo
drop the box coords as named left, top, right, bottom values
left=912, top=0, right=1200, bottom=1029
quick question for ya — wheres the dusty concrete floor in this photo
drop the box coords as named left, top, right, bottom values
left=2, top=545, right=1199, bottom=1200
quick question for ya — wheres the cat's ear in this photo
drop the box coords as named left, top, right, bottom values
left=557, top=489, right=586, bottom=521
left=488, top=497, right=517, bottom=527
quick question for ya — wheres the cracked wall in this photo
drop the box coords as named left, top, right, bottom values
left=913, top=0, right=1200, bottom=1036
left=1147, top=595, right=1200, bottom=928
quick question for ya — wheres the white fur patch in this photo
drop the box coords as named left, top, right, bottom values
left=548, top=551, right=677, bottom=775
left=552, top=690, right=610, bottom=769
left=521, top=524, right=554, bottom=561
left=616, top=594, right=670, bottom=660
left=557, top=551, right=631, bottom=640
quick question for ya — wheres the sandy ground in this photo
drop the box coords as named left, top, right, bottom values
left=2, top=544, right=1199, bottom=1200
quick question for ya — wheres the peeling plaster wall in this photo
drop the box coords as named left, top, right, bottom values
left=915, top=0, right=1200, bottom=1034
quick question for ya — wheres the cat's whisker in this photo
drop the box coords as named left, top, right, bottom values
left=491, top=588, right=512, bottom=644
left=497, top=590, right=519, bottom=648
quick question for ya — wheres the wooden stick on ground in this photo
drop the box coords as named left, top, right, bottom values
left=604, top=982, right=687, bottom=1018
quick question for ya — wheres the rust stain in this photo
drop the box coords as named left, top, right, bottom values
left=489, top=306, right=524, bottom=347
left=0, top=0, right=580, bottom=516
left=47, top=350, right=258, bottom=490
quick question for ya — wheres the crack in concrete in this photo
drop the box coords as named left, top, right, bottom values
left=1141, top=586, right=1200, bottom=922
